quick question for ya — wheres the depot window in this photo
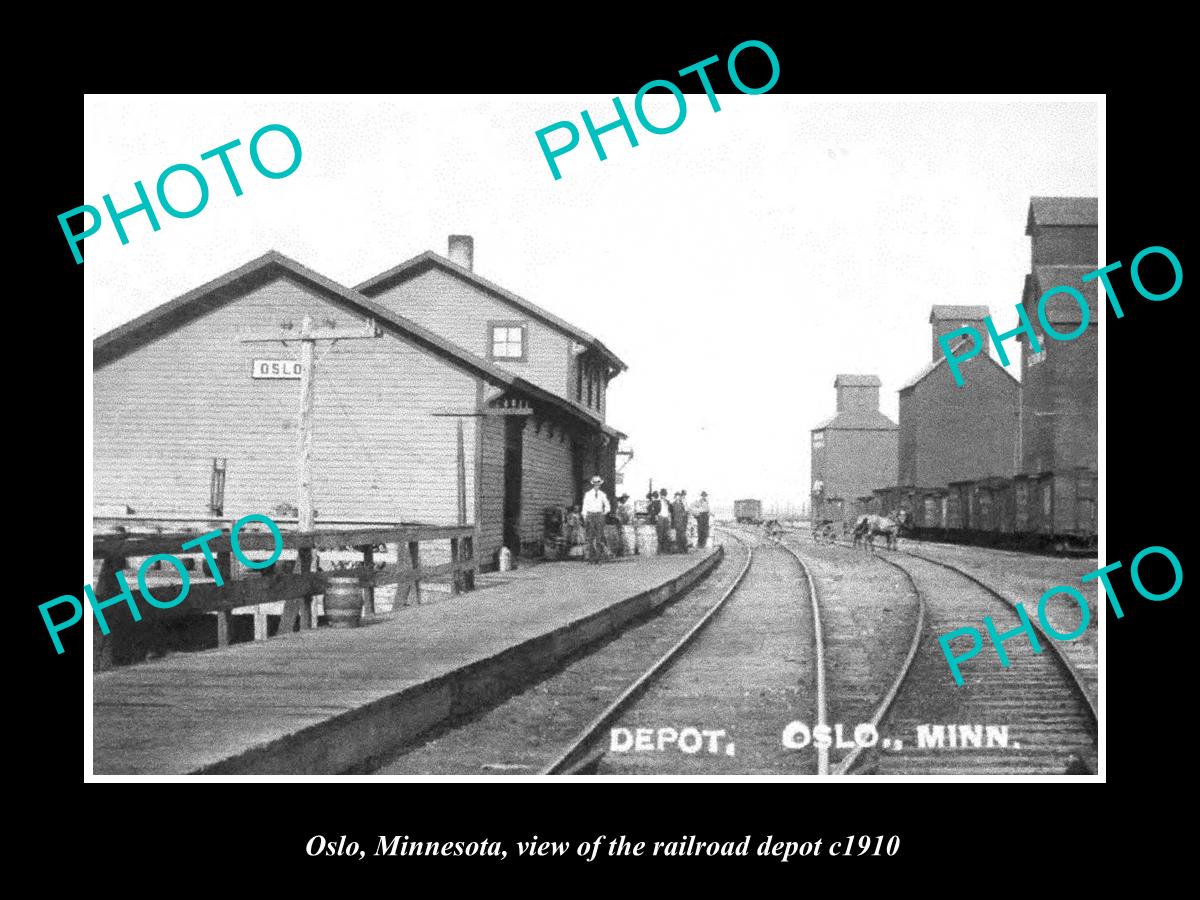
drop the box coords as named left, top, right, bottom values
left=490, top=322, right=527, bottom=361
left=812, top=432, right=825, bottom=449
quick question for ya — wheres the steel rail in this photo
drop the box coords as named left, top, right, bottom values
left=542, top=529, right=755, bottom=775
left=772, top=536, right=832, bottom=775
left=802, top=527, right=1097, bottom=739
left=896, top=546, right=1098, bottom=726
left=777, top=533, right=929, bottom=776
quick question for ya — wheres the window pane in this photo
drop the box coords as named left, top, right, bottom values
left=493, top=342, right=507, bottom=357
left=510, top=328, right=524, bottom=343
left=492, top=326, right=505, bottom=341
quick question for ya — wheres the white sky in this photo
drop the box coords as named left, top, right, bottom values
left=84, top=95, right=1097, bottom=516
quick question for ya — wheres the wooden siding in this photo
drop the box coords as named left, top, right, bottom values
left=898, top=357, right=1018, bottom=488
left=94, top=275, right=479, bottom=525
left=814, top=428, right=898, bottom=521
left=368, top=268, right=575, bottom=404
left=1031, top=226, right=1098, bottom=266
left=1021, top=325, right=1097, bottom=475
left=520, top=421, right=576, bottom=546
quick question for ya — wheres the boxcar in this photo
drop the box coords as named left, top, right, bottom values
left=913, top=487, right=948, bottom=534
left=734, top=498, right=763, bottom=524
left=946, top=480, right=974, bottom=537
left=1035, top=467, right=1098, bottom=551
left=864, top=467, right=1095, bottom=553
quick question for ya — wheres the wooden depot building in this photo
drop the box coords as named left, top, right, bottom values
left=93, top=238, right=627, bottom=567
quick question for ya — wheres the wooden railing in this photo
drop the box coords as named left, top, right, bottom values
left=91, top=523, right=476, bottom=670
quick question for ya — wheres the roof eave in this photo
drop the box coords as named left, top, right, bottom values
left=93, top=251, right=519, bottom=390
left=356, top=252, right=629, bottom=372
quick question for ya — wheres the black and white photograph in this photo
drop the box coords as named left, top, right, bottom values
left=79, top=91, right=1106, bottom=780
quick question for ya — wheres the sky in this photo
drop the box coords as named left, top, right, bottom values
left=84, top=95, right=1098, bottom=516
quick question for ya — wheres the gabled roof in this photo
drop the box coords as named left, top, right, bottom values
left=1031, top=265, right=1099, bottom=323
left=834, top=374, right=880, bottom=387
left=813, top=410, right=898, bottom=431
left=93, top=251, right=624, bottom=439
left=1026, top=197, right=1098, bottom=231
left=899, top=335, right=1019, bottom=392
left=354, top=250, right=627, bottom=373
left=930, top=305, right=989, bottom=322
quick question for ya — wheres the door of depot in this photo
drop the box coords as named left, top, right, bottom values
left=503, top=417, right=524, bottom=554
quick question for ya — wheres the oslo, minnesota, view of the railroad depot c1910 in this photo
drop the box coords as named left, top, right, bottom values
left=87, top=103, right=1100, bottom=778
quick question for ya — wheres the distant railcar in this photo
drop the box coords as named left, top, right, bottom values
left=897, top=467, right=1095, bottom=553
left=734, top=499, right=763, bottom=524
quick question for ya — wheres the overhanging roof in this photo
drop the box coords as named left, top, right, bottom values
left=813, top=410, right=897, bottom=431
left=355, top=250, right=628, bottom=373
left=1027, top=197, right=1098, bottom=231
left=930, top=305, right=989, bottom=321
left=93, top=251, right=623, bottom=439
left=834, top=374, right=880, bottom=387
left=899, top=335, right=1019, bottom=392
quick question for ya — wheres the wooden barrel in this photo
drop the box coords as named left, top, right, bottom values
left=636, top=524, right=657, bottom=555
left=324, top=575, right=364, bottom=628
left=621, top=525, right=637, bottom=555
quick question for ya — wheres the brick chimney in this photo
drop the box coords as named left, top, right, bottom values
left=448, top=235, right=474, bottom=271
left=834, top=374, right=881, bottom=412
left=930, top=305, right=990, bottom=361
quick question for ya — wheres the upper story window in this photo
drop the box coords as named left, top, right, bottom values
left=489, top=322, right=527, bottom=361
left=812, top=431, right=825, bottom=449
left=574, top=355, right=607, bottom=411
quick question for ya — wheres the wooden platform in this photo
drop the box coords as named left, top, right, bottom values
left=93, top=547, right=723, bottom=775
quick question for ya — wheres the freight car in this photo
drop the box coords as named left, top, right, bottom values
left=734, top=499, right=763, bottom=524
left=890, top=467, right=1096, bottom=554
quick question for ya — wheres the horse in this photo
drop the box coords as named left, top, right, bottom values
left=851, top=515, right=871, bottom=549
left=862, top=510, right=911, bottom=552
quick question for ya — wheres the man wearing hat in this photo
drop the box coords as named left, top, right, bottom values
left=672, top=490, right=690, bottom=553
left=690, top=491, right=711, bottom=549
left=582, top=475, right=611, bottom=564
left=656, top=487, right=672, bottom=554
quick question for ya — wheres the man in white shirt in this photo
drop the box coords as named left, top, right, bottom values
left=582, top=475, right=611, bottom=564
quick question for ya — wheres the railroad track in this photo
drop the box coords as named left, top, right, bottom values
left=373, top=527, right=837, bottom=776
left=567, top=525, right=833, bottom=775
left=373, top=522, right=1096, bottom=776
left=371, top=533, right=759, bottom=775
left=543, top=529, right=757, bottom=774
left=778, top=529, right=1098, bottom=774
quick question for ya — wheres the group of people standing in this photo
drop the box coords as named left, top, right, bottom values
left=646, top=488, right=710, bottom=554
left=572, top=476, right=713, bottom=564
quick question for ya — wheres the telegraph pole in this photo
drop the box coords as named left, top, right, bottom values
left=456, top=418, right=467, bottom=526
left=240, top=314, right=380, bottom=630
left=241, top=314, right=380, bottom=530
